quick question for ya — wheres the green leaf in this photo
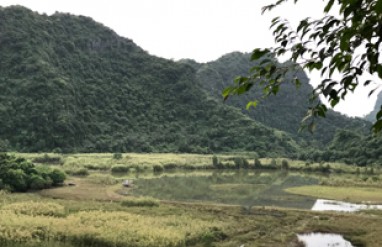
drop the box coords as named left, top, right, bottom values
left=375, top=0, right=382, bottom=14
left=372, top=119, right=382, bottom=134
left=297, top=19, right=309, bottom=33
left=222, top=87, right=233, bottom=100
left=377, top=107, right=382, bottom=120
left=377, top=64, right=382, bottom=79
left=324, top=0, right=335, bottom=13
left=340, top=36, right=350, bottom=51
left=246, top=101, right=258, bottom=110
left=251, top=49, right=270, bottom=61
left=364, top=80, right=372, bottom=86
left=330, top=98, right=339, bottom=108
left=271, top=85, right=279, bottom=95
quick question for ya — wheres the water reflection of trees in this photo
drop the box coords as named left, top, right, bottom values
left=132, top=171, right=318, bottom=209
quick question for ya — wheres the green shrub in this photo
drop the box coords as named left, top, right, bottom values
left=163, top=163, right=177, bottom=169
left=113, top=153, right=123, bottom=160
left=4, top=169, right=28, bottom=192
left=29, top=174, right=48, bottom=190
left=212, top=155, right=219, bottom=167
left=254, top=158, right=262, bottom=168
left=32, top=154, right=63, bottom=165
left=65, top=168, right=89, bottom=176
left=84, top=163, right=110, bottom=170
left=121, top=197, right=159, bottom=207
left=270, top=158, right=277, bottom=167
left=49, top=169, right=66, bottom=185
left=153, top=164, right=164, bottom=173
left=281, top=159, right=289, bottom=170
left=0, top=153, right=65, bottom=192
left=233, top=157, right=243, bottom=169
left=111, top=165, right=129, bottom=173
left=242, top=158, right=249, bottom=169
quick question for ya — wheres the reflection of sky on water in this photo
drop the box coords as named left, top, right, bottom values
left=312, top=199, right=382, bottom=212
left=297, top=233, right=354, bottom=247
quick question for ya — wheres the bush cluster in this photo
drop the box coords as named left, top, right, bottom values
left=111, top=165, right=130, bottom=173
left=120, top=197, right=159, bottom=207
left=32, top=154, right=64, bottom=165
left=0, top=153, right=66, bottom=192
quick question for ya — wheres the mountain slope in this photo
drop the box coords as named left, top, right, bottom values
left=365, top=91, right=382, bottom=122
left=0, top=6, right=299, bottom=155
left=190, top=52, right=370, bottom=145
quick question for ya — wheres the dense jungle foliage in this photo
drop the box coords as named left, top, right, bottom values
left=300, top=130, right=382, bottom=166
left=0, top=6, right=299, bottom=155
left=0, top=6, right=380, bottom=164
left=189, top=52, right=370, bottom=145
left=0, top=153, right=65, bottom=192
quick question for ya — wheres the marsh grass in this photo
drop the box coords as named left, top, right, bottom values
left=1, top=176, right=382, bottom=246
left=12, top=153, right=374, bottom=176
left=3, top=154, right=382, bottom=246
left=38, top=178, right=124, bottom=201
left=121, top=197, right=159, bottom=207
left=0, top=207, right=224, bottom=247
left=2, top=201, right=66, bottom=217
left=286, top=185, right=382, bottom=203
left=87, top=174, right=119, bottom=185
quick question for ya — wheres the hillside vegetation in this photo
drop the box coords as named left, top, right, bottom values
left=0, top=6, right=378, bottom=163
left=0, top=6, right=299, bottom=156
left=365, top=91, right=382, bottom=122
left=190, top=52, right=370, bottom=145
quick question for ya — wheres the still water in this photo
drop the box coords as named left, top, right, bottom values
left=129, top=170, right=319, bottom=209
left=312, top=199, right=382, bottom=212
left=297, top=233, right=354, bottom=247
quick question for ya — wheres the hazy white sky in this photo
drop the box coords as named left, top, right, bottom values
left=0, top=0, right=380, bottom=118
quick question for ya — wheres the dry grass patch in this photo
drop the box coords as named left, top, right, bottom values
left=38, top=178, right=124, bottom=201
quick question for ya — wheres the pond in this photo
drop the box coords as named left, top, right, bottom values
left=128, top=170, right=319, bottom=209
left=297, top=233, right=354, bottom=247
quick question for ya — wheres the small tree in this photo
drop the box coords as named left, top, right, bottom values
left=153, top=164, right=164, bottom=173
left=254, top=158, right=262, bottom=168
left=49, top=169, right=66, bottom=185
left=234, top=157, right=244, bottom=169
left=281, top=159, right=289, bottom=170
left=242, top=158, right=249, bottom=169
left=212, top=155, right=219, bottom=167
left=113, top=153, right=123, bottom=160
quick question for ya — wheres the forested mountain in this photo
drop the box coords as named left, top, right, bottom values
left=299, top=130, right=382, bottom=166
left=0, top=6, right=300, bottom=155
left=190, top=52, right=370, bottom=145
left=365, top=91, right=382, bottom=122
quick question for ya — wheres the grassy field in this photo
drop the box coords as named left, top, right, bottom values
left=1, top=185, right=382, bottom=246
left=2, top=153, right=382, bottom=246
left=286, top=185, right=382, bottom=204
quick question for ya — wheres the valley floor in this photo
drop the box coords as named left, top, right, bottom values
left=1, top=153, right=382, bottom=246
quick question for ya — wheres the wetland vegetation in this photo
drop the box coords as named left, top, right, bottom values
left=1, top=153, right=382, bottom=246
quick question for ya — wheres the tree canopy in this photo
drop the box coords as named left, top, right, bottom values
left=0, top=153, right=66, bottom=192
left=223, top=0, right=382, bottom=133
